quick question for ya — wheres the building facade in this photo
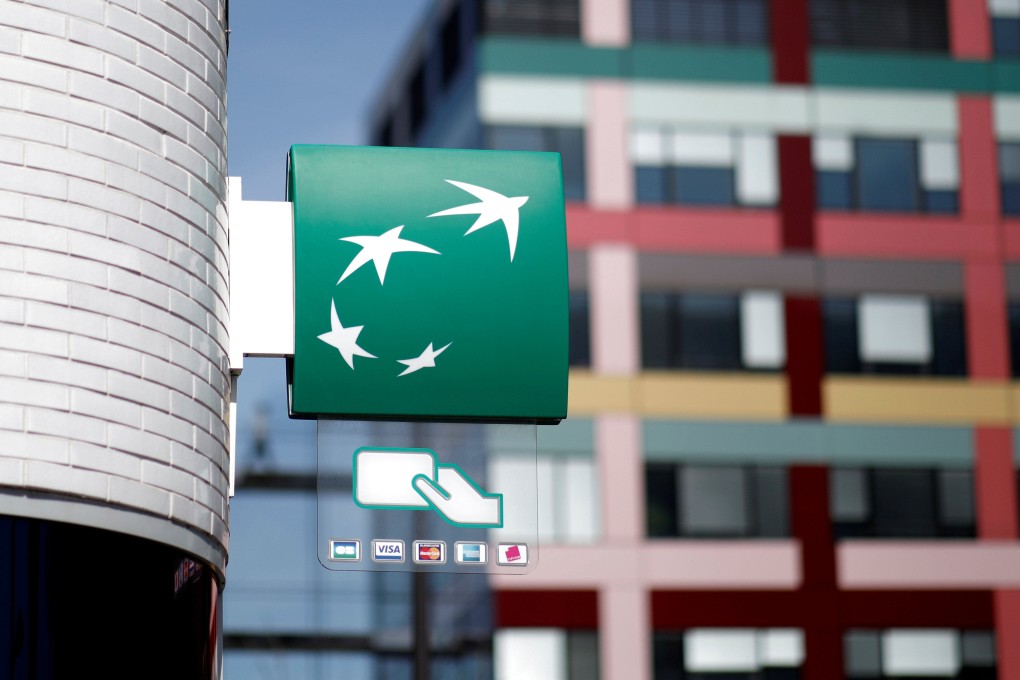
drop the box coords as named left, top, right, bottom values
left=370, top=0, right=1020, bottom=678
left=0, top=0, right=230, bottom=675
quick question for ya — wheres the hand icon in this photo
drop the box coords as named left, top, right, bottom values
left=412, top=465, right=503, bottom=528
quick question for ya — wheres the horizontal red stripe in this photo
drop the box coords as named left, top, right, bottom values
left=495, top=590, right=598, bottom=629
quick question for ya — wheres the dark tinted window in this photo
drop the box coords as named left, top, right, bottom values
left=569, top=291, right=590, bottom=366
left=810, top=0, right=949, bottom=52
left=640, top=292, right=743, bottom=370
left=1000, top=143, right=1020, bottom=216
left=993, top=17, right=1020, bottom=58
left=823, top=297, right=966, bottom=376
left=647, top=464, right=789, bottom=538
left=441, top=3, right=464, bottom=88
left=830, top=467, right=976, bottom=539
left=856, top=138, right=919, bottom=212
left=632, top=0, right=769, bottom=45
left=486, top=125, right=587, bottom=201
left=482, top=0, right=580, bottom=38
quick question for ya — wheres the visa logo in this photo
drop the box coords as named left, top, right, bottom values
left=372, top=540, right=405, bottom=563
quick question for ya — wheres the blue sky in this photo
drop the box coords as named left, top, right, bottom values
left=227, top=0, right=432, bottom=200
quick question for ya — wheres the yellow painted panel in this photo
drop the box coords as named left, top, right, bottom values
left=824, top=377, right=1011, bottom=425
left=638, top=372, right=787, bottom=420
left=567, top=372, right=636, bottom=415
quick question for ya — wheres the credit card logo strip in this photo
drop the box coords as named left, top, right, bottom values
left=413, top=540, right=446, bottom=564
left=371, top=539, right=405, bottom=563
left=454, top=541, right=487, bottom=564
left=329, top=539, right=361, bottom=562
left=496, top=543, right=528, bottom=566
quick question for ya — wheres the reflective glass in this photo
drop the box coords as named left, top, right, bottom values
left=937, top=469, right=975, bottom=528
left=646, top=463, right=679, bottom=537
left=930, top=300, right=967, bottom=376
left=553, top=126, right=587, bottom=201
left=754, top=467, right=790, bottom=537
left=823, top=298, right=862, bottom=373
left=636, top=166, right=669, bottom=204
left=641, top=292, right=677, bottom=368
left=844, top=630, right=882, bottom=678
left=568, top=291, right=590, bottom=366
left=816, top=170, right=853, bottom=209
left=924, top=189, right=958, bottom=214
left=487, top=125, right=544, bottom=152
left=680, top=466, right=749, bottom=536
left=830, top=468, right=870, bottom=522
left=872, top=469, right=936, bottom=538
left=673, top=166, right=735, bottom=206
left=994, top=17, right=1020, bottom=58
left=677, top=294, right=741, bottom=370
left=856, top=139, right=919, bottom=212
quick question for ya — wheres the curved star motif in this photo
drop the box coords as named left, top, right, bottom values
left=318, top=300, right=376, bottom=369
left=427, top=180, right=529, bottom=262
left=397, top=342, right=451, bottom=377
left=338, top=225, right=440, bottom=285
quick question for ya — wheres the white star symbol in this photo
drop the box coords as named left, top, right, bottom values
left=338, top=225, right=440, bottom=285
left=317, top=300, right=377, bottom=369
left=397, top=342, right=451, bottom=377
left=428, top=180, right=529, bottom=261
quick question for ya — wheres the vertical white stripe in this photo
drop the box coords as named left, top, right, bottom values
left=562, top=456, right=599, bottom=543
left=741, top=290, right=786, bottom=369
left=736, top=133, right=778, bottom=205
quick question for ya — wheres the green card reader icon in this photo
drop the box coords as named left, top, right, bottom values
left=353, top=448, right=503, bottom=528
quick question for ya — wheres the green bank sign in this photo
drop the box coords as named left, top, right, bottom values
left=287, top=145, right=568, bottom=422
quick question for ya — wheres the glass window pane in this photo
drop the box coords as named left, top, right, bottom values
left=680, top=466, right=749, bottom=536
left=817, top=170, right=853, bottom=209
left=882, top=629, right=961, bottom=677
left=678, top=294, right=741, bottom=370
left=872, top=469, right=937, bottom=538
left=924, top=189, right=958, bottom=214
left=1010, top=302, right=1020, bottom=378
left=754, top=467, right=789, bottom=537
left=568, top=291, right=590, bottom=367
left=494, top=629, right=567, bottom=680
left=673, top=166, right=735, bottom=206
left=823, top=298, right=862, bottom=373
left=654, top=632, right=685, bottom=679
left=636, top=166, right=669, bottom=204
left=487, top=125, right=544, bottom=151
left=994, top=17, right=1020, bottom=57
left=567, top=631, right=599, bottom=680
left=552, top=126, right=586, bottom=201
left=856, top=138, right=919, bottom=212
left=937, top=469, right=975, bottom=528
left=830, top=468, right=870, bottom=522
left=845, top=630, right=882, bottom=678
left=961, top=631, right=996, bottom=667
left=1003, top=182, right=1020, bottom=216
left=641, top=292, right=677, bottom=368
left=930, top=300, right=967, bottom=376
left=684, top=629, right=759, bottom=672
left=1001, top=143, right=1020, bottom=183
left=646, top=463, right=678, bottom=537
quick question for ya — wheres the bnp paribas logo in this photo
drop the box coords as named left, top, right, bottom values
left=288, top=146, right=567, bottom=421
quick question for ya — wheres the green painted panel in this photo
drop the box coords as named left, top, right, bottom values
left=288, top=145, right=568, bottom=421
left=644, top=420, right=972, bottom=467
left=812, top=51, right=992, bottom=92
left=479, top=37, right=624, bottom=78
left=629, top=44, right=771, bottom=83
left=994, top=63, right=1020, bottom=93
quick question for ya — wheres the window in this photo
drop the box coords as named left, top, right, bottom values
left=655, top=629, right=804, bottom=679
left=409, top=64, right=426, bottom=139
left=810, top=0, right=949, bottom=52
left=641, top=291, right=785, bottom=371
left=569, top=291, right=590, bottom=367
left=822, top=295, right=967, bottom=376
left=631, top=0, right=770, bottom=46
left=990, top=0, right=1020, bottom=58
left=646, top=464, right=789, bottom=538
left=633, top=128, right=778, bottom=208
left=814, top=136, right=959, bottom=214
left=1010, top=301, right=1020, bottom=377
left=486, top=125, right=586, bottom=201
left=441, top=2, right=464, bottom=88
left=494, top=629, right=598, bottom=680
left=1000, top=142, right=1020, bottom=216
left=845, top=629, right=996, bottom=679
left=830, top=467, right=976, bottom=539
left=481, top=0, right=581, bottom=38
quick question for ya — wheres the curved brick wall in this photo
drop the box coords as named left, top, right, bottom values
left=0, top=0, right=229, bottom=572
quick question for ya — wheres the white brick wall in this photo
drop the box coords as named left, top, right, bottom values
left=0, top=0, right=229, bottom=573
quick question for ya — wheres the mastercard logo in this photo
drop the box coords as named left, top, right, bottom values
left=413, top=541, right=446, bottom=563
